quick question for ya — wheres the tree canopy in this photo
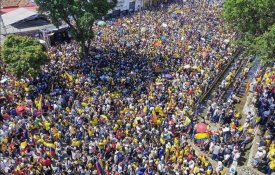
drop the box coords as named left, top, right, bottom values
left=35, top=0, right=117, bottom=59
left=223, top=0, right=275, bottom=64
left=1, top=35, right=48, bottom=78
left=253, top=25, right=275, bottom=64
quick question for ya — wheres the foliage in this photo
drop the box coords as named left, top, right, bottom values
left=223, top=0, right=275, bottom=64
left=1, top=35, right=48, bottom=77
left=223, top=0, right=275, bottom=36
left=35, top=0, right=117, bottom=59
left=253, top=25, right=275, bottom=64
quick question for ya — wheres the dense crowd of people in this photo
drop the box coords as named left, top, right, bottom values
left=0, top=1, right=248, bottom=175
left=201, top=61, right=248, bottom=148
left=194, top=57, right=263, bottom=174
left=250, top=67, right=275, bottom=175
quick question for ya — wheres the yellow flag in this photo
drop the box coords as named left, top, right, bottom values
left=20, top=141, right=27, bottom=148
left=64, top=71, right=73, bottom=81
left=99, top=159, right=104, bottom=168
left=37, top=95, right=43, bottom=110
left=43, top=141, right=56, bottom=149
left=155, top=106, right=164, bottom=116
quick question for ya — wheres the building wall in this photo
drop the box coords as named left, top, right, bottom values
left=115, top=0, right=144, bottom=11
left=108, top=0, right=143, bottom=14
left=107, top=0, right=168, bottom=18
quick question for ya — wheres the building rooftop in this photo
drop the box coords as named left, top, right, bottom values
left=1, top=0, right=34, bottom=8
left=0, top=0, right=37, bottom=14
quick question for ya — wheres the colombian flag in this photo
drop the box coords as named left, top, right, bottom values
left=195, top=133, right=209, bottom=145
left=42, top=141, right=56, bottom=156
left=195, top=138, right=207, bottom=145
left=96, top=161, right=105, bottom=175
left=46, top=147, right=56, bottom=156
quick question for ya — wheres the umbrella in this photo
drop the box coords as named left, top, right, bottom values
left=160, top=36, right=166, bottom=41
left=224, top=39, right=230, bottom=43
left=202, top=52, right=208, bottom=58
left=154, top=40, right=162, bottom=47
left=183, top=64, right=191, bottom=69
left=95, top=54, right=101, bottom=58
left=164, top=74, right=173, bottom=79
left=38, top=39, right=46, bottom=44
left=100, top=115, right=108, bottom=121
left=97, top=32, right=103, bottom=36
left=196, top=122, right=208, bottom=133
left=161, top=23, right=168, bottom=28
left=40, top=158, right=51, bottom=166
left=123, top=137, right=130, bottom=143
left=156, top=82, right=163, bottom=86
left=141, top=27, right=146, bottom=33
left=16, top=105, right=27, bottom=114
left=118, top=28, right=123, bottom=34
left=97, top=21, right=106, bottom=26
left=175, top=9, right=183, bottom=14
left=2, top=113, right=10, bottom=120
left=18, top=170, right=26, bottom=175
left=0, top=78, right=8, bottom=83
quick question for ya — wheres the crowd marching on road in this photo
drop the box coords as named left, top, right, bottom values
left=1, top=0, right=273, bottom=175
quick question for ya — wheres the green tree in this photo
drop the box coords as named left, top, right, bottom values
left=253, top=25, right=275, bottom=64
left=35, top=0, right=117, bottom=59
left=1, top=35, right=48, bottom=78
left=223, top=0, right=275, bottom=64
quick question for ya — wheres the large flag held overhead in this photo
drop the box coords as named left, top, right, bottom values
left=41, top=140, right=56, bottom=156
left=194, top=133, right=210, bottom=145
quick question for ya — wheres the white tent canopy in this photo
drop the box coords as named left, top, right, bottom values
left=1, top=8, right=38, bottom=26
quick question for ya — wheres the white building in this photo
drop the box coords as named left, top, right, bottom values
left=108, top=0, right=144, bottom=17
left=115, top=0, right=144, bottom=11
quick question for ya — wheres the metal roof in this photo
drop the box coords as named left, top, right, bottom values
left=1, top=7, right=38, bottom=26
